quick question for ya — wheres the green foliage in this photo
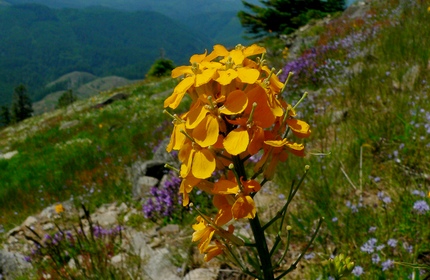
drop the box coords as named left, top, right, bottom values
left=238, top=0, right=345, bottom=38
left=146, top=58, right=175, bottom=78
left=56, top=90, right=78, bottom=109
left=0, top=105, right=10, bottom=127
left=270, top=0, right=430, bottom=278
left=0, top=78, right=175, bottom=230
left=11, top=84, right=33, bottom=123
left=0, top=3, right=210, bottom=106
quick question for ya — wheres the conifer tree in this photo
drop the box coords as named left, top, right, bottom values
left=0, top=106, right=11, bottom=127
left=11, top=84, right=33, bottom=123
left=238, top=0, right=345, bottom=38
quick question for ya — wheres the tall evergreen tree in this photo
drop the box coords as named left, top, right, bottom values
left=11, top=84, right=33, bottom=123
left=238, top=0, right=345, bottom=38
left=0, top=106, right=11, bottom=127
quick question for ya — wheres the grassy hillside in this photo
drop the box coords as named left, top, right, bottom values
left=0, top=3, right=209, bottom=106
left=0, top=0, right=429, bottom=278
left=32, top=72, right=139, bottom=114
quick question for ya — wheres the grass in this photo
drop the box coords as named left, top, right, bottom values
left=262, top=0, right=430, bottom=278
left=0, top=77, right=178, bottom=230
left=1, top=0, right=430, bottom=279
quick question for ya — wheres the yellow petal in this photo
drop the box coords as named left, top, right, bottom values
left=223, top=128, right=249, bottom=155
left=171, top=66, right=193, bottom=78
left=230, top=49, right=245, bottom=65
left=286, top=119, right=311, bottom=138
left=180, top=149, right=194, bottom=178
left=180, top=176, right=200, bottom=206
left=196, top=68, right=217, bottom=87
left=243, top=44, right=266, bottom=57
left=204, top=241, right=224, bottom=262
left=264, top=139, right=287, bottom=147
left=216, top=69, right=238, bottom=85
left=285, top=142, right=305, bottom=157
left=165, top=76, right=194, bottom=109
left=192, top=149, right=216, bottom=179
left=190, top=51, right=207, bottom=63
left=213, top=179, right=239, bottom=194
left=167, top=122, right=186, bottom=152
left=236, top=67, right=260, bottom=84
left=193, top=115, right=219, bottom=147
left=232, top=195, right=256, bottom=219
left=186, top=102, right=209, bottom=129
left=213, top=44, right=230, bottom=56
left=219, top=90, right=248, bottom=115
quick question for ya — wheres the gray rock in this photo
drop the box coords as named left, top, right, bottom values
left=153, top=138, right=178, bottom=166
left=144, top=248, right=181, bottom=280
left=0, top=151, right=18, bottom=160
left=183, top=268, right=218, bottom=280
left=133, top=176, right=159, bottom=200
left=23, top=216, right=38, bottom=228
left=91, top=210, right=118, bottom=227
left=59, top=119, right=80, bottom=130
left=158, top=224, right=180, bottom=235
left=0, top=250, right=32, bottom=279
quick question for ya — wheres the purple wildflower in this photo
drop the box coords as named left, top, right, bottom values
left=304, top=252, right=315, bottom=260
left=372, top=253, right=380, bottom=264
left=412, top=190, right=426, bottom=197
left=143, top=171, right=183, bottom=220
left=352, top=265, right=364, bottom=276
left=361, top=238, right=378, bottom=254
left=368, top=226, right=377, bottom=233
left=387, top=238, right=398, bottom=248
left=413, top=200, right=430, bottom=214
left=381, top=259, right=395, bottom=271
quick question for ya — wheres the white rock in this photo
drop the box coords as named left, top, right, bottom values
left=1, top=150, right=18, bottom=160
left=23, top=216, right=38, bottom=228
left=183, top=268, right=218, bottom=280
left=42, top=223, right=55, bottom=231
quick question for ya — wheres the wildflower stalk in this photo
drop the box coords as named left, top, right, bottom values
left=164, top=44, right=313, bottom=278
left=235, top=155, right=274, bottom=279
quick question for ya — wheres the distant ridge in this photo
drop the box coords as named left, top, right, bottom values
left=0, top=4, right=209, bottom=106
left=33, top=72, right=139, bottom=114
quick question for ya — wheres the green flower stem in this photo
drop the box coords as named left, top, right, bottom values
left=249, top=213, right=275, bottom=280
left=275, top=217, right=324, bottom=280
left=234, top=155, right=274, bottom=279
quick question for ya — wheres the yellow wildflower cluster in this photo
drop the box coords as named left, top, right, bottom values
left=164, top=44, right=310, bottom=261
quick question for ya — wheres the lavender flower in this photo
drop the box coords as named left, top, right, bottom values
left=387, top=238, right=398, bottom=248
left=381, top=259, right=395, bottom=271
left=371, top=253, right=380, bottom=264
left=361, top=238, right=378, bottom=254
left=143, top=171, right=183, bottom=220
left=304, top=252, right=315, bottom=260
left=413, top=200, right=430, bottom=214
left=377, top=191, right=392, bottom=205
left=412, top=190, right=426, bottom=197
left=368, top=226, right=377, bottom=233
left=352, top=265, right=364, bottom=276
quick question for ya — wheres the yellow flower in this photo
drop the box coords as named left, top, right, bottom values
left=213, top=178, right=261, bottom=220
left=204, top=240, right=225, bottom=262
left=164, top=51, right=225, bottom=109
left=55, top=204, right=64, bottom=214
